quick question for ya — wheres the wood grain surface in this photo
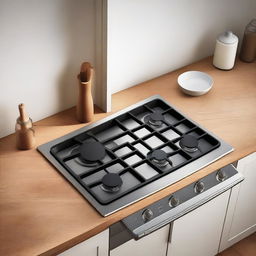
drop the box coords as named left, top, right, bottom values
left=218, top=232, right=256, bottom=256
left=0, top=57, right=255, bottom=256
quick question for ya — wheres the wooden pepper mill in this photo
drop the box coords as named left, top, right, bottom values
left=15, top=103, right=35, bottom=150
left=76, top=62, right=94, bottom=123
left=240, top=19, right=256, bottom=63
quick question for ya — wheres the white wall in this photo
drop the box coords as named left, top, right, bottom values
left=0, top=0, right=96, bottom=138
left=1, top=0, right=255, bottom=138
left=108, top=0, right=256, bottom=94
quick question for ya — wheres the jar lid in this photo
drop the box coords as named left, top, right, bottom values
left=217, top=31, right=238, bottom=44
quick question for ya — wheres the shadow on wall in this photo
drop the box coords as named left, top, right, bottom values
left=0, top=103, right=14, bottom=136
left=57, top=0, right=96, bottom=117
left=192, top=29, right=216, bottom=63
left=0, top=0, right=96, bottom=138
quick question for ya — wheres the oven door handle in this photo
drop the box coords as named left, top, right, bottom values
left=121, top=173, right=243, bottom=240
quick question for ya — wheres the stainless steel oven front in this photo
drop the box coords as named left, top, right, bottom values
left=109, top=164, right=243, bottom=251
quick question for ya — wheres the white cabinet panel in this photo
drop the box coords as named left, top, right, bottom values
left=220, top=153, right=256, bottom=251
left=167, top=190, right=230, bottom=256
left=110, top=224, right=170, bottom=256
left=58, top=229, right=109, bottom=256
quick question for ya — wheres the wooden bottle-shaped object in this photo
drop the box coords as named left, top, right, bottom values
left=15, top=103, right=35, bottom=150
left=76, top=62, right=94, bottom=123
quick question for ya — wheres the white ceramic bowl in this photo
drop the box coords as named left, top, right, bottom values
left=178, top=71, right=213, bottom=96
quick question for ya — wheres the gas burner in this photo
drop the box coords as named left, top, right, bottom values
left=68, top=147, right=99, bottom=167
left=149, top=149, right=169, bottom=167
left=75, top=158, right=99, bottom=167
left=143, top=112, right=165, bottom=128
left=79, top=141, right=106, bottom=162
left=179, top=135, right=199, bottom=153
left=101, top=173, right=123, bottom=193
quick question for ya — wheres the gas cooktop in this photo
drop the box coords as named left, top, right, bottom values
left=38, top=95, right=233, bottom=216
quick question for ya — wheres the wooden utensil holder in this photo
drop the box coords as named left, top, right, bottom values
left=76, top=62, right=94, bottom=123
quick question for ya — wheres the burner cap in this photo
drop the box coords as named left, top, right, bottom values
left=79, top=141, right=106, bottom=162
left=179, top=135, right=199, bottom=151
left=101, top=173, right=123, bottom=193
left=149, top=149, right=169, bottom=167
left=151, top=149, right=167, bottom=161
left=145, top=112, right=165, bottom=127
left=149, top=112, right=164, bottom=122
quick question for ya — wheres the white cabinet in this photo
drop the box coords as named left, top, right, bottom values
left=58, top=229, right=109, bottom=256
left=167, top=190, right=230, bottom=256
left=219, top=152, right=256, bottom=251
left=110, top=224, right=170, bottom=256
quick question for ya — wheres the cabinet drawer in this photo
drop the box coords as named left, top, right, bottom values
left=110, top=224, right=169, bottom=256
left=58, top=229, right=109, bottom=256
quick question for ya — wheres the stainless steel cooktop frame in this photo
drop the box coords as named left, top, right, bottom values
left=38, top=95, right=233, bottom=216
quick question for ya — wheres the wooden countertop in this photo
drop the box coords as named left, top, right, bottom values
left=0, top=57, right=255, bottom=256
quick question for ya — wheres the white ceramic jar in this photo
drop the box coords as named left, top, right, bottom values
left=213, top=31, right=239, bottom=70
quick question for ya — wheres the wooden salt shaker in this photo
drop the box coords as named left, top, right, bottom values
left=15, top=103, right=35, bottom=150
left=76, top=62, right=94, bottom=123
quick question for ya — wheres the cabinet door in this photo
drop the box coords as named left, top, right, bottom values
left=167, top=190, right=230, bottom=256
left=110, top=224, right=170, bottom=256
left=219, top=153, right=256, bottom=251
left=58, top=229, right=109, bottom=256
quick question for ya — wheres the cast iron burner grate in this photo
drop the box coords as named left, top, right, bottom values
left=48, top=97, right=221, bottom=205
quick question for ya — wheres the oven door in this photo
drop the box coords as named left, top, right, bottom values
left=110, top=190, right=231, bottom=256
left=120, top=164, right=243, bottom=240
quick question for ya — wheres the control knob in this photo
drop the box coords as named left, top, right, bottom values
left=194, top=180, right=205, bottom=193
left=216, top=169, right=227, bottom=182
left=142, top=209, right=154, bottom=222
left=169, top=196, right=180, bottom=207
